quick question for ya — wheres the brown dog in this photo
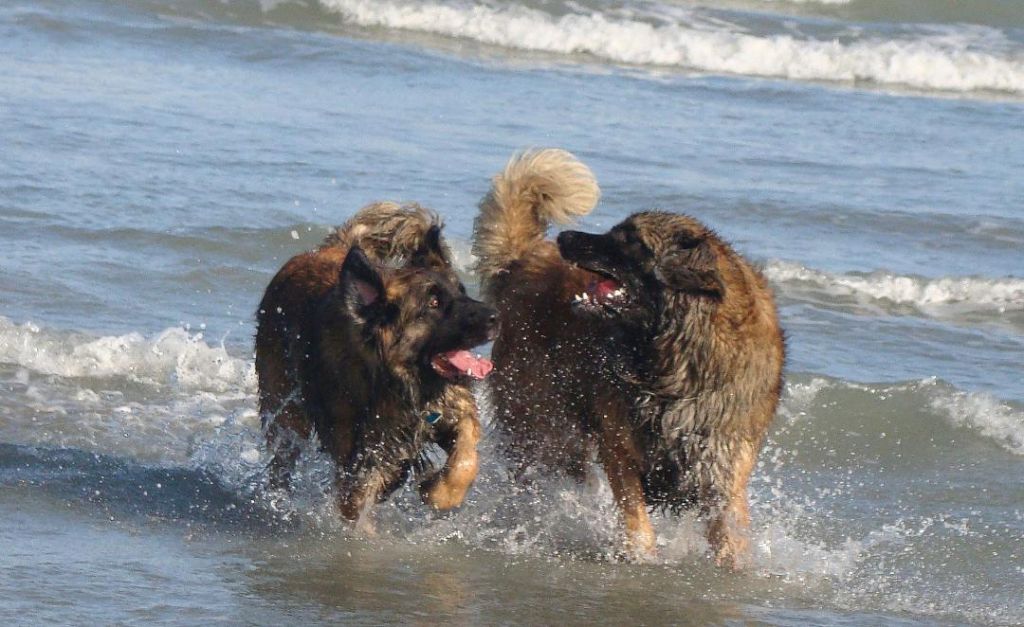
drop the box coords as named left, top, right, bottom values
left=473, top=150, right=784, bottom=567
left=256, top=203, right=497, bottom=525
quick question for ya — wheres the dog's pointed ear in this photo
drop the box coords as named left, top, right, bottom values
left=409, top=224, right=449, bottom=269
left=339, top=246, right=386, bottom=322
left=655, top=238, right=725, bottom=300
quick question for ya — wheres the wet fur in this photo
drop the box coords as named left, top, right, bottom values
left=256, top=202, right=488, bottom=523
left=473, top=150, right=785, bottom=566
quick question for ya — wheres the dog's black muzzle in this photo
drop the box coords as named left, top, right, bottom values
left=557, top=230, right=620, bottom=278
left=457, top=297, right=499, bottom=343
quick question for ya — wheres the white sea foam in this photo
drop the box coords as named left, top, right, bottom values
left=765, top=260, right=1024, bottom=312
left=928, top=383, right=1024, bottom=456
left=0, top=317, right=257, bottom=462
left=319, top=0, right=1024, bottom=94
left=0, top=316, right=255, bottom=393
left=776, top=375, right=1024, bottom=457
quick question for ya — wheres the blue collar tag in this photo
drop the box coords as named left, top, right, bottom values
left=424, top=411, right=442, bottom=425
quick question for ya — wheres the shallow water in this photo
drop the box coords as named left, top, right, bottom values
left=2, top=0, right=1023, bottom=624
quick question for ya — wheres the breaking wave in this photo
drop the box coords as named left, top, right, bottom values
left=0, top=317, right=257, bottom=463
left=778, top=375, right=1024, bottom=457
left=0, top=317, right=253, bottom=392
left=765, top=260, right=1024, bottom=326
left=318, top=0, right=1024, bottom=94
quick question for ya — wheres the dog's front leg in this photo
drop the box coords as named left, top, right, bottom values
left=420, top=405, right=481, bottom=510
left=263, top=400, right=311, bottom=491
left=595, top=395, right=656, bottom=560
left=706, top=438, right=757, bottom=570
left=336, top=468, right=386, bottom=534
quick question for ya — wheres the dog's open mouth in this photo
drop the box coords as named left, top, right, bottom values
left=572, top=274, right=631, bottom=313
left=431, top=349, right=494, bottom=380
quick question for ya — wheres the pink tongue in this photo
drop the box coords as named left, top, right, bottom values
left=595, top=278, right=621, bottom=300
left=444, top=349, right=494, bottom=380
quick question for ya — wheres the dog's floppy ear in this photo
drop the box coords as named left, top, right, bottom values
left=409, top=224, right=450, bottom=269
left=655, top=237, right=725, bottom=300
left=339, top=246, right=386, bottom=322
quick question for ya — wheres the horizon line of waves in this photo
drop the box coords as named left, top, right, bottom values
left=319, top=0, right=1024, bottom=95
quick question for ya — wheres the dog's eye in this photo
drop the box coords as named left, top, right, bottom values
left=427, top=296, right=440, bottom=309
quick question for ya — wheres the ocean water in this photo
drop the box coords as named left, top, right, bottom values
left=2, top=0, right=1023, bottom=624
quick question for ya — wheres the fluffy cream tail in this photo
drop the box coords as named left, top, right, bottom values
left=473, top=149, right=600, bottom=280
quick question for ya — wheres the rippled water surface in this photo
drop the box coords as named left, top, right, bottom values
left=2, top=0, right=1023, bottom=624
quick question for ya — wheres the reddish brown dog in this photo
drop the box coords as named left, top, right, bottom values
left=256, top=203, right=497, bottom=526
left=473, top=151, right=784, bottom=567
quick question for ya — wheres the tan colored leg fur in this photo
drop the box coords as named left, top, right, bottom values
left=595, top=392, right=656, bottom=559
left=421, top=414, right=482, bottom=510
left=707, top=440, right=757, bottom=569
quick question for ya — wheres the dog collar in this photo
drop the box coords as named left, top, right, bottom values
left=422, top=411, right=442, bottom=425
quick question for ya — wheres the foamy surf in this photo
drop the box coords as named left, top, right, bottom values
left=2, top=315, right=1020, bottom=471
left=2, top=317, right=1022, bottom=622
left=775, top=375, right=1024, bottom=457
left=0, top=317, right=255, bottom=393
left=930, top=384, right=1024, bottom=457
left=765, top=260, right=1024, bottom=327
left=319, top=0, right=1024, bottom=95
left=0, top=317, right=258, bottom=463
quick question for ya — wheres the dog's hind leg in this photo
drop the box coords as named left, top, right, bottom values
left=420, top=403, right=481, bottom=510
left=595, top=394, right=656, bottom=560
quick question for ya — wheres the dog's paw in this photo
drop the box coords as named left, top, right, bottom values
left=619, top=527, right=658, bottom=563
left=419, top=475, right=466, bottom=511
left=353, top=514, right=378, bottom=537
left=711, top=537, right=750, bottom=572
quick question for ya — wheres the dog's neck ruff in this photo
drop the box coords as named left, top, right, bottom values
left=638, top=295, right=714, bottom=399
left=604, top=320, right=682, bottom=400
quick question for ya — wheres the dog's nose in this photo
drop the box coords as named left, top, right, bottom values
left=556, top=230, right=590, bottom=258
left=486, top=312, right=500, bottom=340
left=468, top=302, right=498, bottom=325
left=479, top=306, right=499, bottom=339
